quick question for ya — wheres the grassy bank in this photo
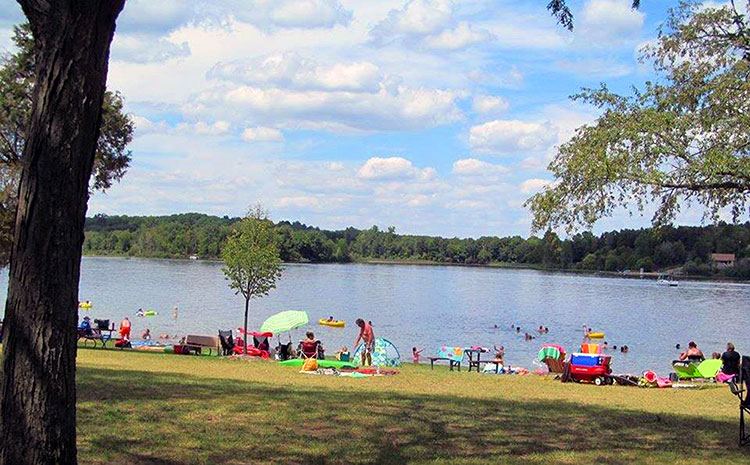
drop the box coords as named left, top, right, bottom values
left=74, top=348, right=748, bottom=464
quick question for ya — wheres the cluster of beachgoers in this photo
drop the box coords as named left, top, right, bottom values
left=71, top=299, right=749, bottom=389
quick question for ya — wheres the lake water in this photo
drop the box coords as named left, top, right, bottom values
left=1, top=257, right=748, bottom=373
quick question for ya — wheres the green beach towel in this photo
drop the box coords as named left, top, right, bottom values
left=279, top=359, right=356, bottom=369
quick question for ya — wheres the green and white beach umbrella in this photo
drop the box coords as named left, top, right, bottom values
left=260, top=310, right=309, bottom=334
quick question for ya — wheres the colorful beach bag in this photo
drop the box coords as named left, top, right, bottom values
left=302, top=358, right=318, bottom=371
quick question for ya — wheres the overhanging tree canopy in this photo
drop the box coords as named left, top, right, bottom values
left=528, top=0, right=750, bottom=233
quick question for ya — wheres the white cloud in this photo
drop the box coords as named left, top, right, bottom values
left=579, top=0, right=645, bottom=43
left=423, top=21, right=492, bottom=50
left=407, top=194, right=436, bottom=207
left=371, top=0, right=453, bottom=42
left=485, top=21, right=567, bottom=50
left=471, top=95, right=509, bottom=115
left=192, top=84, right=462, bottom=133
left=452, top=158, right=507, bottom=176
left=276, top=195, right=340, bottom=211
left=469, top=120, right=556, bottom=156
left=194, top=121, right=230, bottom=135
left=278, top=196, right=319, bottom=208
left=133, top=115, right=156, bottom=134
left=325, top=162, right=344, bottom=171
left=242, top=126, right=284, bottom=142
left=111, top=34, right=190, bottom=63
left=227, top=0, right=353, bottom=29
left=209, top=53, right=382, bottom=92
left=269, top=0, right=353, bottom=28
left=445, top=199, right=488, bottom=210
left=117, top=0, right=195, bottom=35
left=357, top=157, right=435, bottom=181
left=132, top=118, right=231, bottom=136
left=467, top=66, right=524, bottom=89
left=520, top=178, right=554, bottom=194
left=520, top=156, right=546, bottom=171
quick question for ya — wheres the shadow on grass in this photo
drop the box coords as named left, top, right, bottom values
left=77, top=366, right=747, bottom=465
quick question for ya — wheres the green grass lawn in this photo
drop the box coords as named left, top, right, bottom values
left=74, top=348, right=748, bottom=465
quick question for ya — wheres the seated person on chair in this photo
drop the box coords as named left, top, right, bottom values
left=336, top=346, right=350, bottom=362
left=298, top=332, right=320, bottom=359
left=78, top=316, right=93, bottom=337
left=720, top=342, right=741, bottom=378
left=678, top=341, right=704, bottom=362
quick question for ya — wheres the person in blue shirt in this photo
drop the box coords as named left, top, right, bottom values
left=79, top=316, right=93, bottom=336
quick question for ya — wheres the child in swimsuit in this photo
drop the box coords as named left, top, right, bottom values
left=412, top=347, right=424, bottom=364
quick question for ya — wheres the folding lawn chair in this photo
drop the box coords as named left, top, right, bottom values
left=218, top=330, right=234, bottom=356
left=277, top=342, right=294, bottom=361
left=729, top=355, right=750, bottom=447
left=298, top=340, right=320, bottom=359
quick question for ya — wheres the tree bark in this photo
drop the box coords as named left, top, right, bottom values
left=0, top=2, right=125, bottom=464
left=243, top=298, right=250, bottom=353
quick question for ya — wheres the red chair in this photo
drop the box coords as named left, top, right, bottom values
left=232, top=332, right=271, bottom=358
left=299, top=340, right=320, bottom=359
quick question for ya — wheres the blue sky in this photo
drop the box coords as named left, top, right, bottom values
left=0, top=1, right=729, bottom=237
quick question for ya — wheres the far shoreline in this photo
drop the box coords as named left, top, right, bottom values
left=81, top=253, right=750, bottom=284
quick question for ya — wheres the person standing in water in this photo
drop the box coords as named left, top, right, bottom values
left=353, top=318, right=374, bottom=366
left=172, top=306, right=178, bottom=320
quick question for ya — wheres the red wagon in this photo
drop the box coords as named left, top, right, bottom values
left=568, top=353, right=613, bottom=385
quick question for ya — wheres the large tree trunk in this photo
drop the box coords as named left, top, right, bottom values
left=0, top=2, right=125, bottom=464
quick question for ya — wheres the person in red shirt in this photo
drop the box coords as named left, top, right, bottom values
left=353, top=318, right=374, bottom=366
left=119, top=317, right=131, bottom=340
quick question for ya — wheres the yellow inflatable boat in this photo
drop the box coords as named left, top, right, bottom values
left=318, top=319, right=345, bottom=328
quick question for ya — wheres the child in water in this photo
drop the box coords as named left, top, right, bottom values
left=412, top=347, right=424, bottom=364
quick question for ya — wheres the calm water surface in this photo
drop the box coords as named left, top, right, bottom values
left=1, top=257, right=748, bottom=373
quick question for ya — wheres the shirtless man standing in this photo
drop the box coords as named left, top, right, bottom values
left=353, top=318, right=374, bottom=366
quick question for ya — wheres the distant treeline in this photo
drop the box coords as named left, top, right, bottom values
left=83, top=213, right=750, bottom=278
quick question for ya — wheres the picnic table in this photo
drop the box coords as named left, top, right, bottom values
left=465, top=348, right=493, bottom=373
left=77, top=328, right=116, bottom=348
left=427, top=346, right=465, bottom=371
left=428, top=356, right=461, bottom=371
